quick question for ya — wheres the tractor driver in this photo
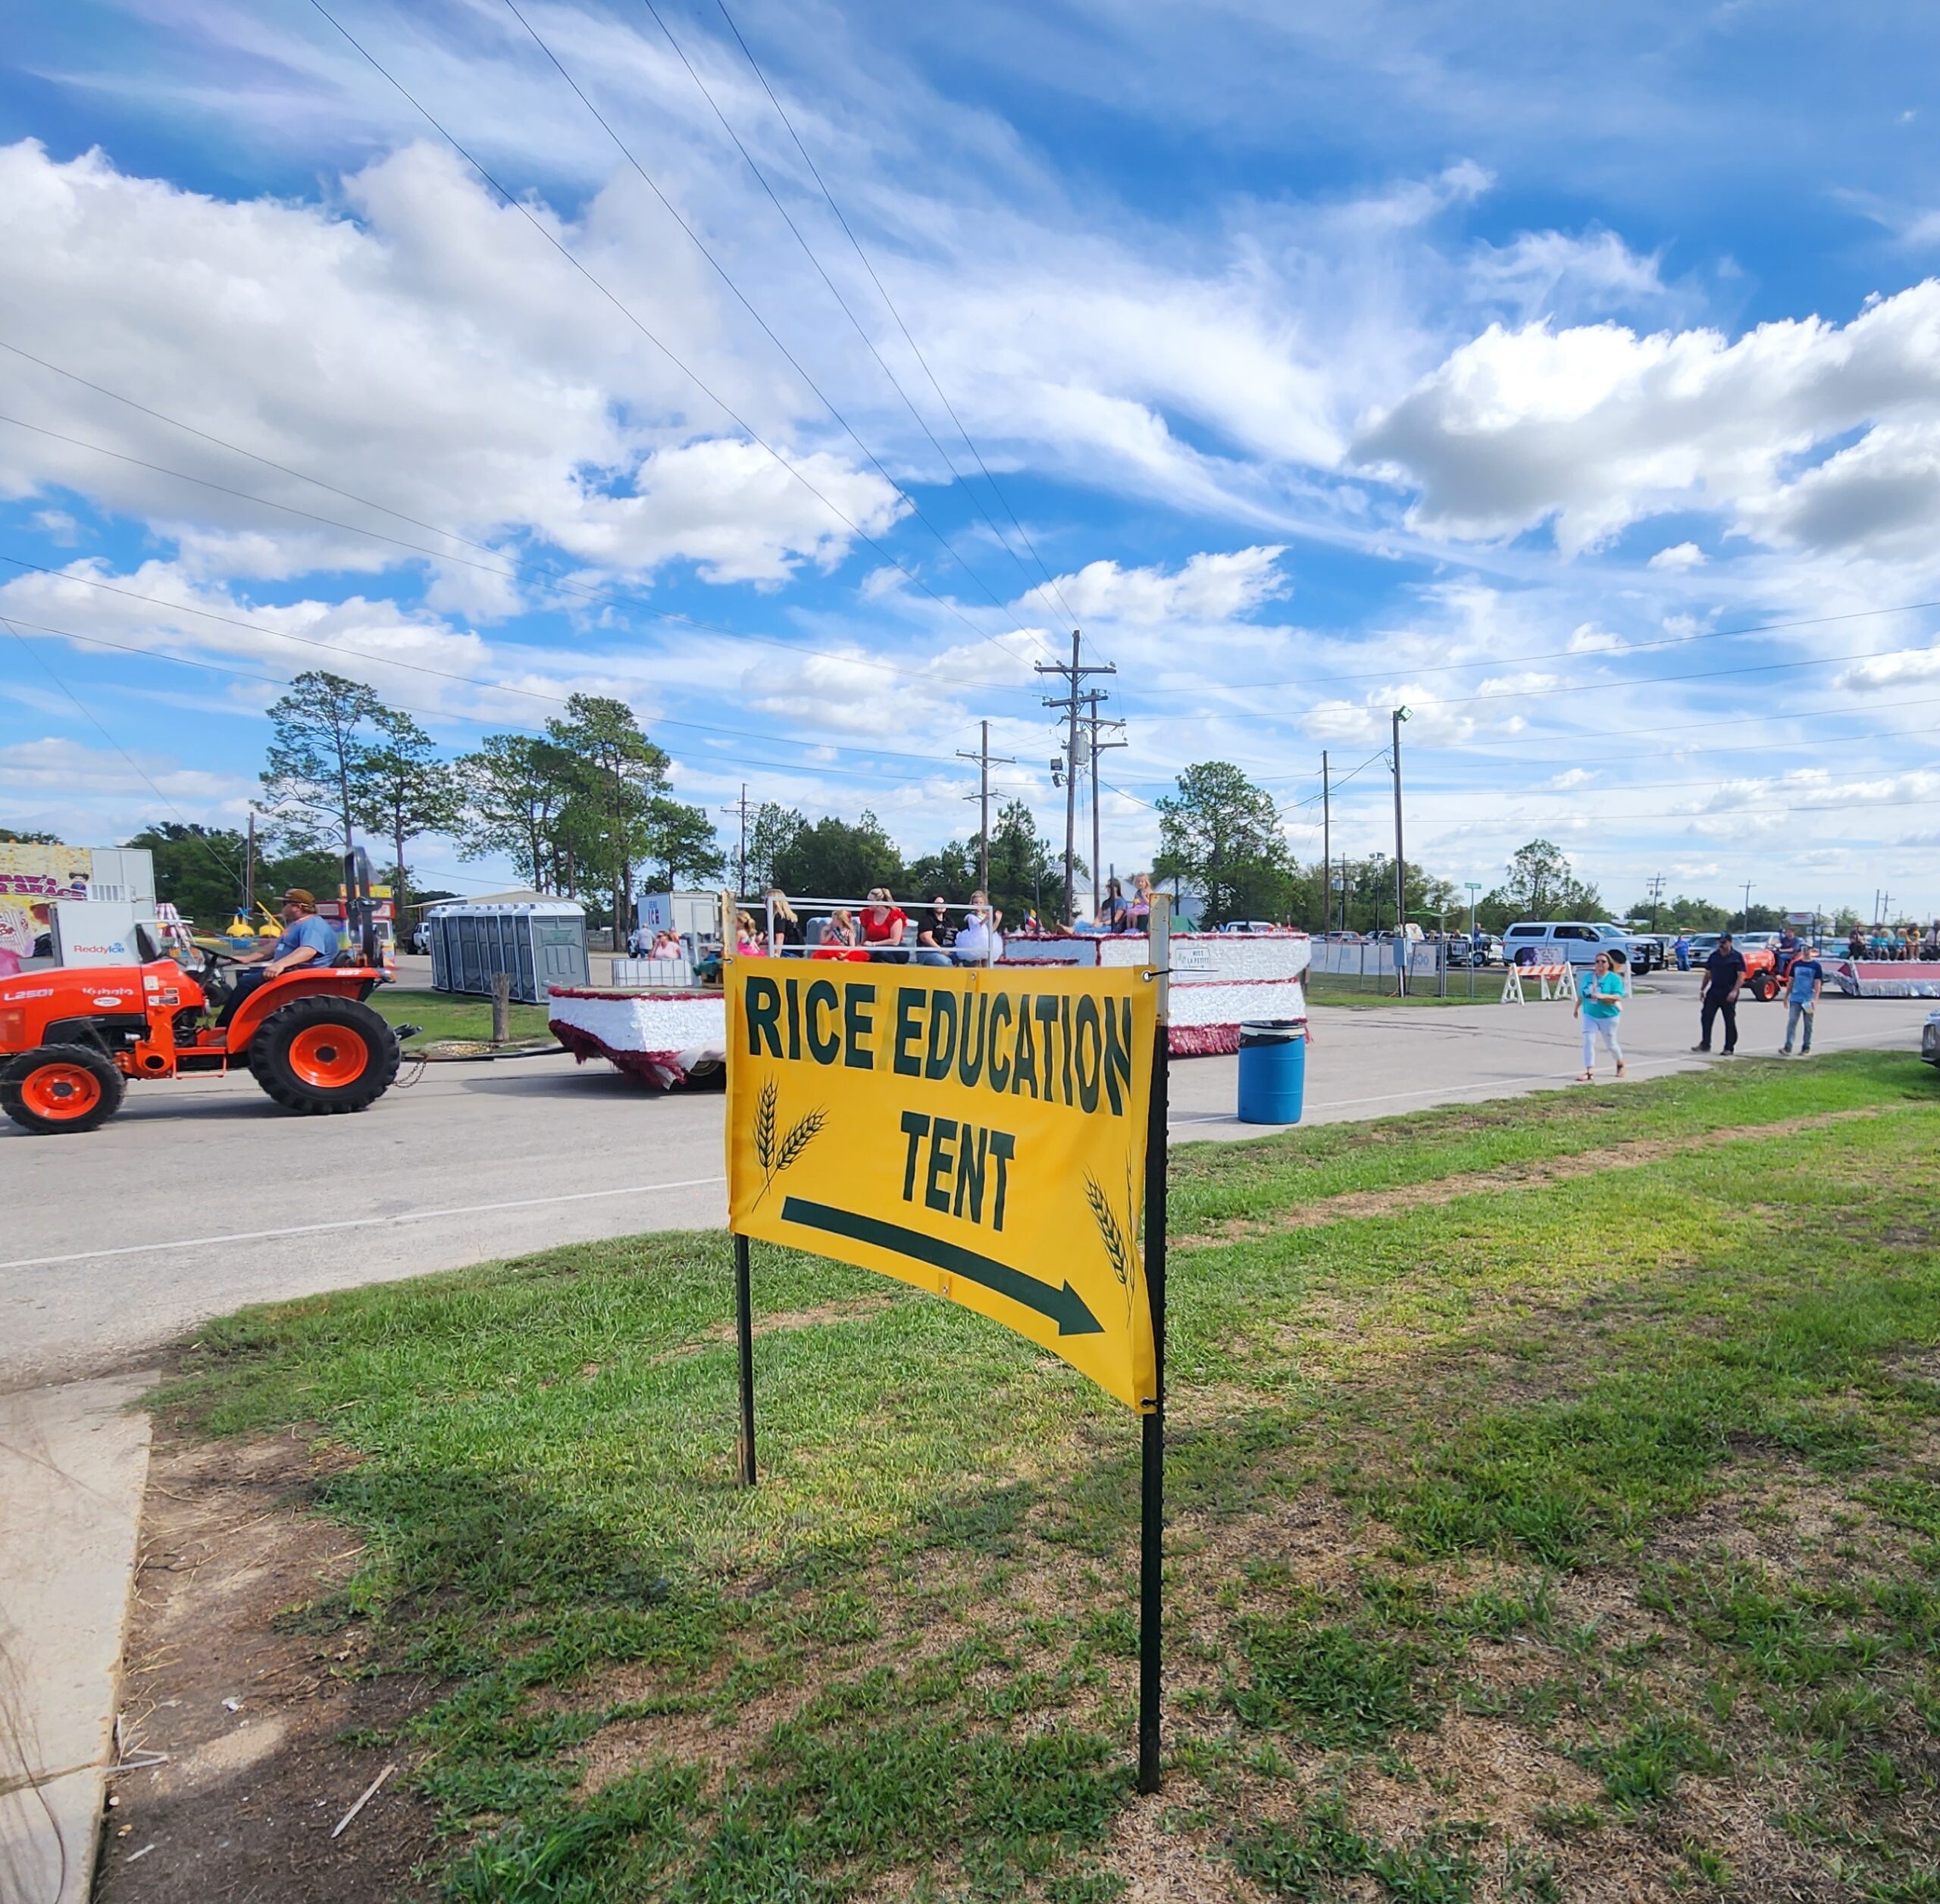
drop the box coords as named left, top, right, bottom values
left=214, top=889, right=341, bottom=1029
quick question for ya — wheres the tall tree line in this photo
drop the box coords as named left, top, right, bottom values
left=122, top=681, right=1767, bottom=936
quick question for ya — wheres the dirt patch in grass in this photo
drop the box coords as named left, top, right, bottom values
left=574, top=1688, right=796, bottom=1799
left=97, top=1428, right=439, bottom=1904
left=1181, top=1105, right=1892, bottom=1248
left=693, top=1293, right=898, bottom=1348
left=1107, top=1793, right=1271, bottom=1902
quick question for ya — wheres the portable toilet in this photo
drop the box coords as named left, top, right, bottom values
left=424, top=899, right=588, bottom=1002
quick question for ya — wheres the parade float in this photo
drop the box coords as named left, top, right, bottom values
left=1828, top=957, right=1940, bottom=999
left=546, top=928, right=1311, bottom=1089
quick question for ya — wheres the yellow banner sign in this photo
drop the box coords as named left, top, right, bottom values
left=726, top=957, right=1159, bottom=1411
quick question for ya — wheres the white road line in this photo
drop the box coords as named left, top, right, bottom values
left=0, top=1176, right=728, bottom=1272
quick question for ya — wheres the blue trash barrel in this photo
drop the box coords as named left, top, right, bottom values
left=1236, top=1019, right=1306, bottom=1124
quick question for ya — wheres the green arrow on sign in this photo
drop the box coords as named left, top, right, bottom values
left=779, top=1196, right=1105, bottom=1337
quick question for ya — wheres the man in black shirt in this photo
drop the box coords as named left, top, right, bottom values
left=1693, top=931, right=1746, bottom=1055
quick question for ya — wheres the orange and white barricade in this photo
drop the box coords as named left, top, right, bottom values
left=1500, top=961, right=1577, bottom=1004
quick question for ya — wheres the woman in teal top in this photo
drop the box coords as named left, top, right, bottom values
left=1573, top=949, right=1628, bottom=1081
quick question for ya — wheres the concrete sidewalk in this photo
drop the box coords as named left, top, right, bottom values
left=0, top=1374, right=154, bottom=1904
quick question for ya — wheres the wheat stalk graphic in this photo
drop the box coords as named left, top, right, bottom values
left=1086, top=1172, right=1139, bottom=1327
left=754, top=1078, right=778, bottom=1172
left=753, top=1080, right=826, bottom=1208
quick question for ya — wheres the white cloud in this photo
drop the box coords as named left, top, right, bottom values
left=0, top=138, right=901, bottom=589
left=1466, top=228, right=1668, bottom=324
left=1351, top=280, right=1940, bottom=559
left=747, top=646, right=969, bottom=736
left=1833, top=646, right=1940, bottom=690
left=1020, top=546, right=1288, bottom=625
left=1647, top=541, right=1705, bottom=570
left=0, top=734, right=252, bottom=839
left=0, top=557, right=677, bottom=728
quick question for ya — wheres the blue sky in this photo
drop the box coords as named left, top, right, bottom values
left=7, top=0, right=1940, bottom=918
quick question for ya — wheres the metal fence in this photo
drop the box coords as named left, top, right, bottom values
left=1305, top=938, right=1502, bottom=999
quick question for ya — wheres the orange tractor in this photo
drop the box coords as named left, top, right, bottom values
left=0, top=853, right=411, bottom=1136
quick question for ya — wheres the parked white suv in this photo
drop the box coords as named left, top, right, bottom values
left=1503, top=921, right=1641, bottom=969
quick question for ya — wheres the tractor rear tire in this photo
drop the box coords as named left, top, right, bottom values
left=248, top=996, right=399, bottom=1115
left=2, top=1043, right=125, bottom=1134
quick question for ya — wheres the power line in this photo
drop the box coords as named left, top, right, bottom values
left=0, top=614, right=245, bottom=889
left=306, top=0, right=1034, bottom=667
left=1127, top=637, right=1940, bottom=725
left=1480, top=788, right=1940, bottom=823
left=0, top=554, right=1029, bottom=763
left=633, top=0, right=1076, bottom=624
left=1279, top=721, right=1940, bottom=777
left=1106, top=736, right=1940, bottom=820
left=0, top=609, right=1002, bottom=785
left=1110, top=594, right=1940, bottom=705
left=498, top=0, right=1033, bottom=649
left=0, top=372, right=1034, bottom=694
left=1438, top=691, right=1940, bottom=751
left=706, top=0, right=1087, bottom=633
left=26, top=314, right=1940, bottom=739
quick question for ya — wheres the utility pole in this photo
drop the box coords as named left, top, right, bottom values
left=1391, top=707, right=1411, bottom=996
left=1036, top=631, right=1114, bottom=925
left=957, top=721, right=1015, bottom=895
left=1647, top=872, right=1666, bottom=933
left=1320, top=752, right=1330, bottom=937
left=719, top=783, right=753, bottom=897
left=1082, top=689, right=1127, bottom=919
left=1741, top=880, right=1754, bottom=932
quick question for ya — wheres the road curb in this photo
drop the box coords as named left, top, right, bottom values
left=0, top=1371, right=155, bottom=1902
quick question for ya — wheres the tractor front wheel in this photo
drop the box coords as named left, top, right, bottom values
left=248, top=996, right=399, bottom=1115
left=2, top=1043, right=125, bottom=1134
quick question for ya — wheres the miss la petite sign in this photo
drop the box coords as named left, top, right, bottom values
left=726, top=958, right=1159, bottom=1411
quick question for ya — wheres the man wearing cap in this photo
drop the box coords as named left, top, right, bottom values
left=1692, top=930, right=1746, bottom=1057
left=214, top=889, right=341, bottom=1030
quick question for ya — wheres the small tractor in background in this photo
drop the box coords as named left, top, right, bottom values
left=1740, top=940, right=1813, bottom=1002
left=0, top=850, right=411, bottom=1135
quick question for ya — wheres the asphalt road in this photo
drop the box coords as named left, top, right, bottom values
left=5, top=972, right=1932, bottom=1390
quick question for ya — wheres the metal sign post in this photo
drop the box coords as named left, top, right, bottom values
left=1138, top=895, right=1170, bottom=1795
left=723, top=889, right=759, bottom=1490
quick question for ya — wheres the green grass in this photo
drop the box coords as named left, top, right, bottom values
left=154, top=1051, right=1940, bottom=1900
left=369, top=987, right=555, bottom=1045
left=1303, top=974, right=1482, bottom=1008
